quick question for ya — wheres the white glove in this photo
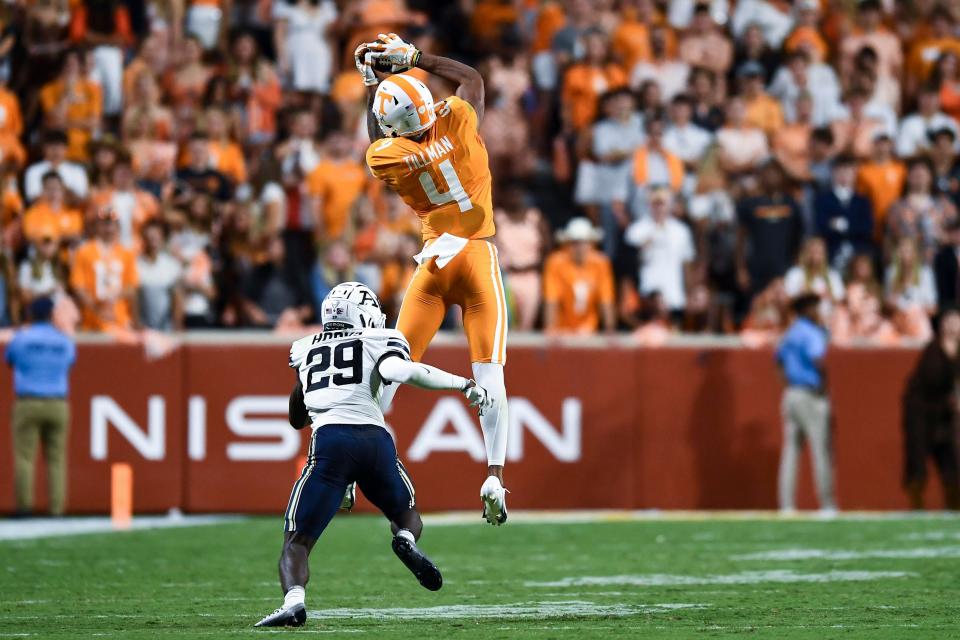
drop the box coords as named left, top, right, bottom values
left=462, top=379, right=493, bottom=415
left=368, top=32, right=420, bottom=71
left=354, top=43, right=378, bottom=86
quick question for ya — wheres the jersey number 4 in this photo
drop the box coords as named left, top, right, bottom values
left=305, top=340, right=362, bottom=392
left=419, top=159, right=473, bottom=213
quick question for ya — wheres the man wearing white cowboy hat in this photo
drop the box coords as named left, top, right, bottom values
left=543, top=217, right=616, bottom=334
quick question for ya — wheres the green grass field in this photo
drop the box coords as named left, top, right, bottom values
left=1, top=513, right=959, bottom=639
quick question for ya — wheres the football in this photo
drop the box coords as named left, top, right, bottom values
left=372, top=57, right=410, bottom=74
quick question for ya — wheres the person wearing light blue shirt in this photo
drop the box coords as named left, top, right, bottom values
left=4, top=298, right=75, bottom=516
left=775, top=293, right=836, bottom=514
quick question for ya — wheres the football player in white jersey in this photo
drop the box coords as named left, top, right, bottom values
left=255, top=282, right=492, bottom=628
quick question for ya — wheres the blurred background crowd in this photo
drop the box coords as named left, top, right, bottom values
left=2, top=0, right=960, bottom=343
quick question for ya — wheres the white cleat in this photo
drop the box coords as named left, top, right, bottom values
left=254, top=603, right=306, bottom=627
left=480, top=476, right=508, bottom=526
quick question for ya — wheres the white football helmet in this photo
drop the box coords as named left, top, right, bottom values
left=372, top=74, right=436, bottom=138
left=321, top=282, right=386, bottom=330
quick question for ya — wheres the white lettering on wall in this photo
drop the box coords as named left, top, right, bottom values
left=90, top=395, right=166, bottom=460
left=225, top=396, right=300, bottom=461
left=407, top=397, right=486, bottom=462
left=507, top=398, right=582, bottom=462
left=188, top=396, right=207, bottom=461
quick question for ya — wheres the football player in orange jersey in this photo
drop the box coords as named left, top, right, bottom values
left=355, top=33, right=509, bottom=525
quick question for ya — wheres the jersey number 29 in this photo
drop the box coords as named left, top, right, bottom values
left=419, top=159, right=473, bottom=213
left=305, top=340, right=362, bottom=392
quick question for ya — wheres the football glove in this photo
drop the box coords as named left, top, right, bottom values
left=354, top=43, right=379, bottom=86
left=368, top=32, right=420, bottom=71
left=461, top=379, right=493, bottom=415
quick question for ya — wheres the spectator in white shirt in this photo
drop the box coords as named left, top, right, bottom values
left=769, top=49, right=842, bottom=127
left=783, top=237, right=845, bottom=322
left=668, top=0, right=729, bottom=29
left=631, top=25, right=690, bottom=101
left=663, top=94, right=713, bottom=165
left=574, top=88, right=644, bottom=257
left=731, top=0, right=793, bottom=49
left=137, top=220, right=184, bottom=331
left=716, top=96, right=770, bottom=174
left=24, top=130, right=89, bottom=203
left=625, top=187, right=696, bottom=314
left=897, top=86, right=959, bottom=158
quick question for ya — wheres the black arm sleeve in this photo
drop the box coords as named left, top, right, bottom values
left=288, top=379, right=309, bottom=430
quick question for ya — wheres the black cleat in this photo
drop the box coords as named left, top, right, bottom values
left=392, top=535, right=443, bottom=591
left=254, top=603, right=306, bottom=627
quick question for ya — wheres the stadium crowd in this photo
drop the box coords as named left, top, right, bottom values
left=1, top=0, right=960, bottom=343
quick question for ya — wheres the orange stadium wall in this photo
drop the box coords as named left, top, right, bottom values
left=0, top=341, right=941, bottom=514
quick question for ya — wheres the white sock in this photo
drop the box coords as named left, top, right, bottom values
left=472, top=362, right=508, bottom=466
left=284, top=585, right=305, bottom=609
left=395, top=528, right=415, bottom=544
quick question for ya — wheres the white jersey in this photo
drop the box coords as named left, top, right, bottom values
left=289, top=327, right=411, bottom=430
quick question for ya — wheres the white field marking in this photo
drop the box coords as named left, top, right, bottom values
left=307, top=601, right=704, bottom=620
left=421, top=509, right=960, bottom=526
left=0, top=515, right=245, bottom=542
left=902, top=530, right=960, bottom=541
left=525, top=570, right=912, bottom=588
left=731, top=546, right=960, bottom=561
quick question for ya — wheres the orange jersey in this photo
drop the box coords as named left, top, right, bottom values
left=22, top=202, right=84, bottom=243
left=543, top=247, right=615, bottom=333
left=307, top=158, right=368, bottom=240
left=366, top=96, right=495, bottom=243
left=70, top=240, right=139, bottom=331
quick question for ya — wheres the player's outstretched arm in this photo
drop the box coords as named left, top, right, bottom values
left=355, top=42, right=385, bottom=143
left=416, top=52, right=484, bottom=122
left=378, top=355, right=493, bottom=411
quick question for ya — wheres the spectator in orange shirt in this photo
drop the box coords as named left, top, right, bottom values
left=306, top=131, right=367, bottom=243
left=39, top=49, right=103, bottom=162
left=21, top=172, right=83, bottom=246
left=70, top=208, right=139, bottom=332
left=774, top=92, right=815, bottom=181
left=857, top=132, right=906, bottom=240
left=784, top=0, right=828, bottom=63
left=543, top=217, right=616, bottom=334
left=560, top=28, right=626, bottom=132
left=89, top=158, right=159, bottom=249
left=203, top=107, right=247, bottom=185
left=738, top=61, right=784, bottom=139
left=907, top=7, right=960, bottom=98
left=610, top=0, right=652, bottom=73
